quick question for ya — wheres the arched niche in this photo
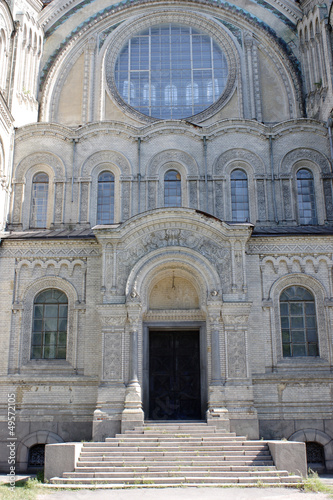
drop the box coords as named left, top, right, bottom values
left=149, top=272, right=200, bottom=310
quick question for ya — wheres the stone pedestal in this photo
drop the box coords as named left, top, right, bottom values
left=121, top=382, right=144, bottom=433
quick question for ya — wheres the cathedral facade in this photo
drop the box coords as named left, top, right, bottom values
left=1, top=0, right=333, bottom=473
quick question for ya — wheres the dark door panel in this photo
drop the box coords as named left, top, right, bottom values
left=149, top=331, right=201, bottom=420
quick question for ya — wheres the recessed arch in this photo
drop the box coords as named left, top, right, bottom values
left=17, top=431, right=64, bottom=472
left=268, top=273, right=330, bottom=364
left=289, top=429, right=333, bottom=471
left=16, top=277, right=80, bottom=369
left=126, top=247, right=222, bottom=312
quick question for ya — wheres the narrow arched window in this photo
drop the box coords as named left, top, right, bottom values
left=31, top=289, right=68, bottom=359
left=165, top=84, right=177, bottom=105
left=231, top=169, right=249, bottom=221
left=207, top=79, right=220, bottom=103
left=97, top=171, right=114, bottom=224
left=164, top=170, right=181, bottom=207
left=30, top=173, right=49, bottom=228
left=280, top=286, right=318, bottom=357
left=297, top=169, right=317, bottom=224
left=123, top=81, right=135, bottom=102
left=186, top=82, right=199, bottom=106
left=143, top=83, right=156, bottom=105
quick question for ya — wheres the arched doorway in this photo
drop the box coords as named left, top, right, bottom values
left=142, top=269, right=208, bottom=421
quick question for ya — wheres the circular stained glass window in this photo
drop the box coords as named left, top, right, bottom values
left=113, top=24, right=229, bottom=120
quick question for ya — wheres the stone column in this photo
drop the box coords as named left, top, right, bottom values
left=206, top=303, right=230, bottom=430
left=121, top=302, right=144, bottom=433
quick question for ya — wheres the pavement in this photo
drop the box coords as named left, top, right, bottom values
left=0, top=475, right=333, bottom=500
left=34, top=486, right=333, bottom=500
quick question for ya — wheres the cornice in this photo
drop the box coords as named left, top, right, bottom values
left=13, top=118, right=328, bottom=144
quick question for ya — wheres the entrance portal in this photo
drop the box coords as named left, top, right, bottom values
left=149, top=330, right=201, bottom=420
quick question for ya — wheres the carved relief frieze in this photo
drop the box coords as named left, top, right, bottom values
left=143, top=310, right=205, bottom=322
left=221, top=302, right=251, bottom=327
left=248, top=242, right=333, bottom=255
left=96, top=305, right=127, bottom=328
left=116, top=229, right=231, bottom=293
left=1, top=244, right=100, bottom=258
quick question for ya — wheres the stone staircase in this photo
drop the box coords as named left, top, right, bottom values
left=50, top=422, right=303, bottom=487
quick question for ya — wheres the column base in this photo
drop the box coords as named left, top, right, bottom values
left=121, top=382, right=144, bottom=433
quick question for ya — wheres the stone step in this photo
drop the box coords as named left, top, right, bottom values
left=51, top=475, right=302, bottom=485
left=62, top=470, right=289, bottom=479
left=46, top=481, right=303, bottom=489
left=81, top=446, right=271, bottom=454
left=98, top=444, right=268, bottom=451
left=80, top=449, right=271, bottom=456
left=114, top=434, right=242, bottom=441
left=71, top=465, right=278, bottom=473
left=78, top=458, right=274, bottom=466
left=49, top=423, right=303, bottom=489
left=113, top=432, right=242, bottom=438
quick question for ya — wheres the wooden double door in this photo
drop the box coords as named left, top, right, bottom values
left=148, top=330, right=201, bottom=420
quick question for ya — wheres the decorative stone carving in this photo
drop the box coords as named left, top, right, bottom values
left=227, top=329, right=248, bottom=379
left=281, top=148, right=331, bottom=174
left=80, top=182, right=89, bottom=223
left=81, top=150, right=131, bottom=177
left=148, top=150, right=199, bottom=177
left=14, top=152, right=65, bottom=182
left=214, top=149, right=265, bottom=176
left=103, top=332, right=122, bottom=381
left=143, top=310, right=205, bottom=322
left=117, top=228, right=231, bottom=293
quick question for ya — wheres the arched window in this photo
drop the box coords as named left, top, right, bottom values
left=231, top=169, right=249, bottom=221
left=164, top=170, right=181, bottom=207
left=186, top=82, right=199, bottom=106
left=165, top=84, right=177, bottom=106
left=207, top=79, right=220, bottom=103
left=97, top=171, right=115, bottom=224
left=31, top=289, right=68, bottom=359
left=297, top=169, right=317, bottom=225
left=30, top=173, right=49, bottom=228
left=280, top=286, right=318, bottom=357
left=122, top=80, right=135, bottom=102
left=143, top=83, right=156, bottom=105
